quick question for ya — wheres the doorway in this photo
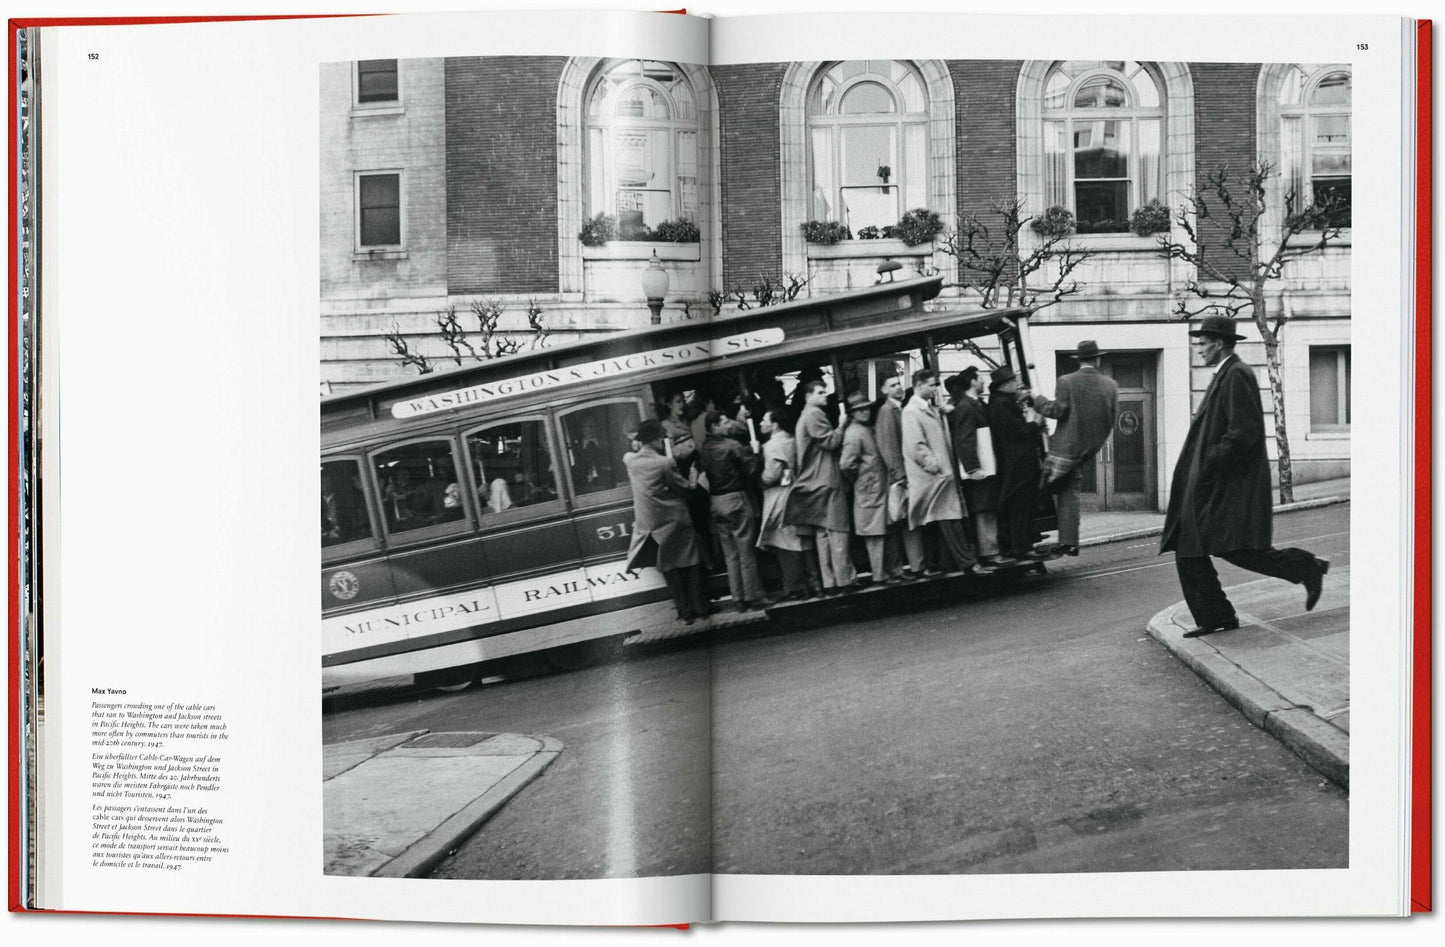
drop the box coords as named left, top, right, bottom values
left=1052, top=350, right=1158, bottom=512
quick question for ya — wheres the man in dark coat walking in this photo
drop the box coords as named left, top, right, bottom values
left=1160, top=315, right=1330, bottom=638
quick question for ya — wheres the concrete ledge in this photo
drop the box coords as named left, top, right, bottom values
left=375, top=737, right=565, bottom=878
left=1264, top=709, right=1350, bottom=790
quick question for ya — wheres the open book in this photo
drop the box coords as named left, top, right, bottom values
left=11, top=4, right=1431, bottom=931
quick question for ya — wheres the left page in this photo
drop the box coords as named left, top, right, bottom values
left=32, top=9, right=714, bottom=925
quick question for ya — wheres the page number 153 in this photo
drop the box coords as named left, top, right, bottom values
left=1356, top=43, right=1369, bottom=50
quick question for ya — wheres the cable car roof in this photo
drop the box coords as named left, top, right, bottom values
left=323, top=275, right=1029, bottom=440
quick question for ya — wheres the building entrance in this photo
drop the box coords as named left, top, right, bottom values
left=1052, top=350, right=1159, bottom=512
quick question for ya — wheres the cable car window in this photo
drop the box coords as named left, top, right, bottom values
left=373, top=440, right=465, bottom=534
left=561, top=400, right=646, bottom=497
left=464, top=419, right=560, bottom=515
left=321, top=459, right=372, bottom=548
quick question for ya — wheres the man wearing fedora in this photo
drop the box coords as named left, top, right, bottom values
left=1161, top=315, right=1330, bottom=638
left=1020, top=340, right=1119, bottom=556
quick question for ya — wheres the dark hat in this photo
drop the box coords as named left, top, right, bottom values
left=1072, top=340, right=1107, bottom=359
left=845, top=391, right=872, bottom=411
left=1188, top=315, right=1247, bottom=341
left=989, top=366, right=1018, bottom=388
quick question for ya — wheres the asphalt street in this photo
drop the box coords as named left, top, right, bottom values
left=321, top=503, right=1350, bottom=880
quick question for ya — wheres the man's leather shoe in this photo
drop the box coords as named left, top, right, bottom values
left=1304, top=557, right=1331, bottom=611
left=1056, top=544, right=1080, bottom=557
left=1182, top=617, right=1240, bottom=639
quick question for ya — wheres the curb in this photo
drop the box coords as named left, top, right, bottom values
left=1145, top=602, right=1349, bottom=789
left=1081, top=494, right=1348, bottom=549
left=374, top=736, right=566, bottom=878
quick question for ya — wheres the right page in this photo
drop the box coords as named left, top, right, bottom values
left=706, top=10, right=1414, bottom=921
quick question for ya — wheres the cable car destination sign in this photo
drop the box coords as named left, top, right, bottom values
left=391, top=327, right=786, bottom=419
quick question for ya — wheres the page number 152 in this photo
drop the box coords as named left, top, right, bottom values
left=87, top=52, right=99, bottom=60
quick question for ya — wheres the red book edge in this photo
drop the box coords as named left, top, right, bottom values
left=4, top=11, right=697, bottom=924
left=1412, top=17, right=1433, bottom=917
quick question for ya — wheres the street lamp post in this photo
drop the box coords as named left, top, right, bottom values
left=641, top=250, right=669, bottom=325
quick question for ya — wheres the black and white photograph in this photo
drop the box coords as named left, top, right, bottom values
left=318, top=50, right=1353, bottom=883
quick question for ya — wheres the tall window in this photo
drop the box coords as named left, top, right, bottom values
left=356, top=172, right=401, bottom=249
left=585, top=60, right=699, bottom=237
left=806, top=61, right=928, bottom=234
left=1279, top=66, right=1351, bottom=227
left=1309, top=346, right=1351, bottom=432
left=1042, top=61, right=1164, bottom=234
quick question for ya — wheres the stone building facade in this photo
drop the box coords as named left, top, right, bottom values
left=320, top=56, right=1351, bottom=511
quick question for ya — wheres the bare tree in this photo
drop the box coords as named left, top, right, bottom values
left=939, top=200, right=1093, bottom=312
left=386, top=299, right=549, bottom=374
left=719, top=273, right=811, bottom=312
left=383, top=321, right=432, bottom=374
left=1157, top=161, right=1346, bottom=503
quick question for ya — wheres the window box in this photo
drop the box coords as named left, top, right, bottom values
left=1056, top=231, right=1163, bottom=253
left=806, top=239, right=932, bottom=261
left=581, top=242, right=701, bottom=262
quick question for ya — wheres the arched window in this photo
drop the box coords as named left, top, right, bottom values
left=585, top=59, right=699, bottom=237
left=806, top=61, right=929, bottom=234
left=1041, top=61, right=1165, bottom=234
left=1278, top=65, right=1351, bottom=226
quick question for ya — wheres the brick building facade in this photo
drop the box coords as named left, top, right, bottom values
left=319, top=56, right=1351, bottom=511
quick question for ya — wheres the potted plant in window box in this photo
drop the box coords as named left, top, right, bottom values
left=1029, top=205, right=1076, bottom=239
left=802, top=220, right=852, bottom=244
left=890, top=208, right=944, bottom=247
left=578, top=213, right=617, bottom=247
left=1129, top=198, right=1171, bottom=237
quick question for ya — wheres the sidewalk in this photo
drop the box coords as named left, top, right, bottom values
left=323, top=730, right=563, bottom=877
left=1080, top=475, right=1350, bottom=546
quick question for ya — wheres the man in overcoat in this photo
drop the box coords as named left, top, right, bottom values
left=1160, top=315, right=1330, bottom=637
left=875, top=374, right=926, bottom=580
left=902, top=369, right=981, bottom=575
left=839, top=392, right=893, bottom=584
left=789, top=378, right=858, bottom=591
left=626, top=419, right=711, bottom=623
left=1021, top=340, right=1119, bottom=555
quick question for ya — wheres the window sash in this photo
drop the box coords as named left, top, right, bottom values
left=355, top=60, right=399, bottom=105
left=357, top=173, right=402, bottom=249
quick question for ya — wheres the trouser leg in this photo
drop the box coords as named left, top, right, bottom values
left=733, top=505, right=765, bottom=601
left=681, top=563, right=710, bottom=618
left=663, top=566, right=705, bottom=621
left=1174, top=555, right=1236, bottom=628
left=936, top=519, right=977, bottom=570
left=714, top=516, right=745, bottom=603
left=827, top=529, right=857, bottom=586
left=1055, top=470, right=1082, bottom=547
left=973, top=511, right=1000, bottom=558
left=814, top=531, right=838, bottom=588
left=863, top=535, right=886, bottom=580
left=884, top=530, right=902, bottom=576
left=1220, top=547, right=1318, bottom=585
left=902, top=527, right=926, bottom=573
